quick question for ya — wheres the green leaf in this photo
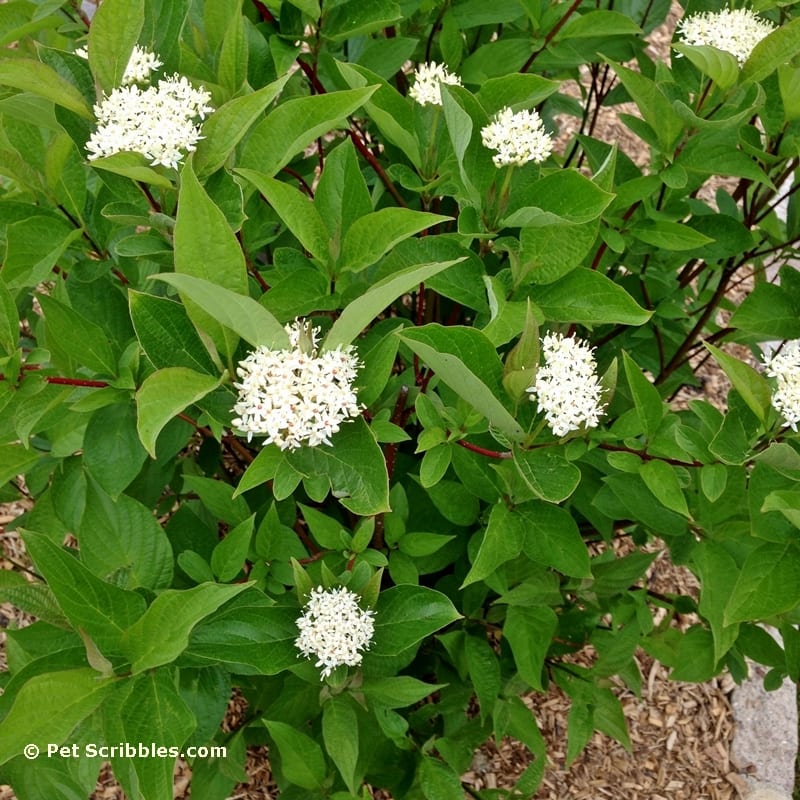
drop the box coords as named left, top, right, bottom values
left=264, top=720, right=327, bottom=790
left=339, top=208, right=450, bottom=273
left=398, top=532, right=455, bottom=557
left=692, top=541, right=739, bottom=662
left=709, top=403, right=755, bottom=465
left=504, top=170, right=615, bottom=227
left=84, top=403, right=148, bottom=497
left=314, top=137, right=372, bottom=244
left=639, top=460, right=690, bottom=518
left=419, top=445, right=452, bottom=488
left=534, top=268, right=651, bottom=326
left=729, top=282, right=800, bottom=340
left=129, top=291, right=218, bottom=374
left=0, top=577, right=67, bottom=628
left=440, top=84, right=494, bottom=207
left=519, top=220, right=598, bottom=284
left=518, top=502, right=591, bottom=578
left=88, top=151, right=174, bottom=188
left=325, top=258, right=462, bottom=349
left=153, top=272, right=288, bottom=350
left=186, top=595, right=300, bottom=674
left=286, top=0, right=320, bottom=17
left=0, top=444, right=40, bottom=486
left=78, top=481, right=173, bottom=590
left=324, top=0, right=401, bottom=40
left=141, top=0, right=190, bottom=68
left=335, top=61, right=421, bottom=167
left=109, top=670, right=197, bottom=800
left=211, top=514, right=255, bottom=582
left=0, top=59, right=92, bottom=119
left=174, top=160, right=250, bottom=359
left=38, top=294, right=117, bottom=375
left=286, top=416, right=390, bottom=515
left=700, top=463, right=728, bottom=503
left=778, top=64, right=800, bottom=121
left=742, top=18, right=800, bottom=85
left=562, top=8, right=641, bottom=37
left=122, top=582, right=250, bottom=674
left=182, top=475, right=251, bottom=525
left=672, top=43, right=739, bottom=90
left=232, top=445, right=284, bottom=498
left=237, top=168, right=330, bottom=262
left=704, top=343, right=772, bottom=425
left=136, top=367, right=222, bottom=458
left=725, top=543, right=800, bottom=624
left=3, top=216, right=80, bottom=290
left=504, top=606, right=557, bottom=691
left=398, top=325, right=524, bottom=441
left=241, top=88, right=377, bottom=177
left=323, top=697, right=360, bottom=794
left=23, top=531, right=146, bottom=656
left=465, top=632, right=501, bottom=723
left=630, top=220, right=714, bottom=251
left=676, top=129, right=772, bottom=185
left=0, top=277, right=19, bottom=355
left=367, top=585, right=461, bottom=658
left=513, top=448, right=581, bottom=503
left=622, top=351, right=664, bottom=437
left=419, top=756, right=464, bottom=800
left=192, top=73, right=290, bottom=177
left=360, top=676, right=445, bottom=708
left=462, top=502, right=524, bottom=587
left=606, top=59, right=683, bottom=151
left=762, top=490, right=800, bottom=528
left=476, top=73, right=561, bottom=115
left=87, top=0, right=143, bottom=91
left=425, top=479, right=480, bottom=526
left=218, top=10, right=247, bottom=95
left=0, top=668, right=114, bottom=766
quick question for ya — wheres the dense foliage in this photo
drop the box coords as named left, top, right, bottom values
left=1, top=0, right=800, bottom=797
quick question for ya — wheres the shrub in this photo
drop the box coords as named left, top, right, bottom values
left=1, top=1, right=800, bottom=797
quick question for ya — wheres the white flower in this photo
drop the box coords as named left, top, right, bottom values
left=408, top=61, right=462, bottom=106
left=677, top=9, right=775, bottom=66
left=231, top=319, right=362, bottom=451
left=295, top=586, right=375, bottom=679
left=527, top=333, right=605, bottom=437
left=86, top=73, right=213, bottom=169
left=764, top=341, right=800, bottom=432
left=120, top=45, right=163, bottom=85
left=75, top=44, right=163, bottom=85
left=480, top=107, right=554, bottom=168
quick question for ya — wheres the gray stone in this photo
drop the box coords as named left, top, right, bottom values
left=731, top=659, right=797, bottom=794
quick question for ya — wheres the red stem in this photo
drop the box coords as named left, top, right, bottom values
left=250, top=0, right=276, bottom=24
left=44, top=376, right=109, bottom=387
left=520, top=0, right=582, bottom=73
left=456, top=439, right=512, bottom=460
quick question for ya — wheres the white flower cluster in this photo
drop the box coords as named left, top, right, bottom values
left=527, top=333, right=606, bottom=437
left=408, top=61, right=462, bottom=106
left=76, top=44, right=163, bottom=86
left=85, top=50, right=212, bottom=170
left=231, top=319, right=362, bottom=451
left=295, top=586, right=375, bottom=679
left=764, top=341, right=800, bottom=432
left=480, top=107, right=554, bottom=168
left=677, top=9, right=775, bottom=66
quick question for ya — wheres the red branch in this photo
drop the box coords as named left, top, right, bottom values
left=520, top=0, right=582, bottom=73
left=456, top=439, right=512, bottom=459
